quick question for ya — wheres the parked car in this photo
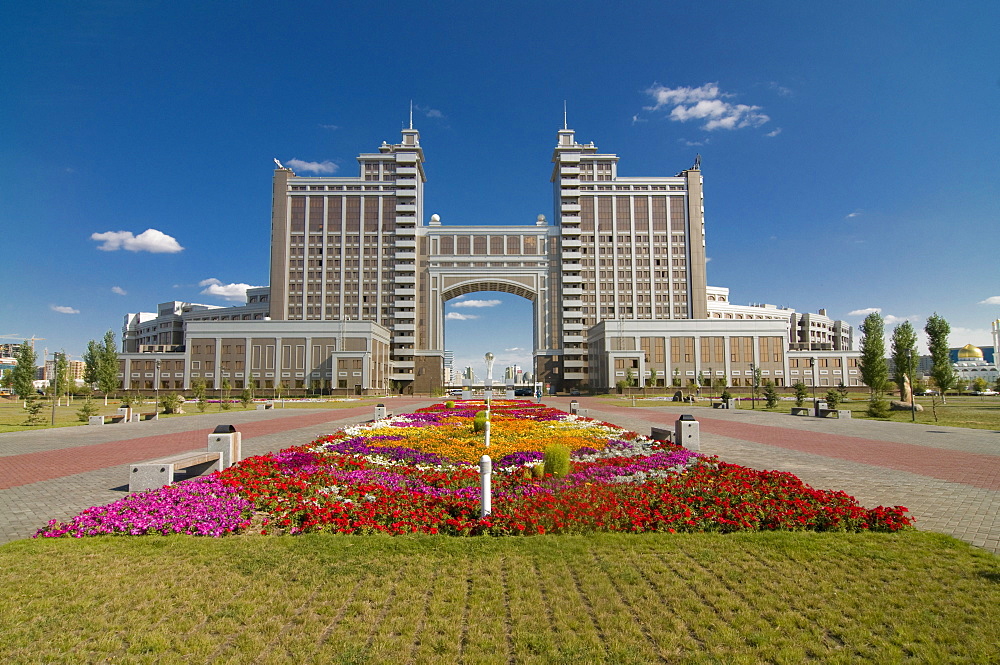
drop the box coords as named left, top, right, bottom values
left=513, top=388, right=532, bottom=396
left=973, top=390, right=998, bottom=396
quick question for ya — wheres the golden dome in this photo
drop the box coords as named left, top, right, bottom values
left=958, top=344, right=984, bottom=359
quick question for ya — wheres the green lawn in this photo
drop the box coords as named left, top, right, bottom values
left=0, top=396, right=383, bottom=433
left=616, top=394, right=1000, bottom=430
left=1, top=531, right=996, bottom=663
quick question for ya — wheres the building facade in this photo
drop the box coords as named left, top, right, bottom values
left=120, top=122, right=857, bottom=394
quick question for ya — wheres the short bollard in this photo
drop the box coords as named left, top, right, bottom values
left=479, top=455, right=492, bottom=518
left=569, top=400, right=579, bottom=414
left=374, top=403, right=388, bottom=419
left=484, top=419, right=491, bottom=447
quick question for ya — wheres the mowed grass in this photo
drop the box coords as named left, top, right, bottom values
left=619, top=394, right=1000, bottom=430
left=1, top=531, right=997, bottom=663
left=0, top=397, right=382, bottom=434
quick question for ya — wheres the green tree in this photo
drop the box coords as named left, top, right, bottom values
left=793, top=381, right=808, bottom=407
left=625, top=368, right=635, bottom=387
left=890, top=321, right=919, bottom=399
left=12, top=341, right=38, bottom=401
left=220, top=378, right=232, bottom=410
left=192, top=379, right=208, bottom=412
left=83, top=339, right=100, bottom=387
left=824, top=388, right=840, bottom=410
left=52, top=351, right=70, bottom=404
left=925, top=313, right=956, bottom=404
left=647, top=367, right=658, bottom=388
left=762, top=380, right=779, bottom=408
left=972, top=377, right=989, bottom=393
left=1, top=368, right=12, bottom=393
left=240, top=376, right=256, bottom=409
left=22, top=398, right=45, bottom=426
left=76, top=395, right=99, bottom=422
left=859, top=312, right=889, bottom=397
left=97, top=331, right=120, bottom=405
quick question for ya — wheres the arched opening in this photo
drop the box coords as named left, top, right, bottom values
left=442, top=289, right=534, bottom=388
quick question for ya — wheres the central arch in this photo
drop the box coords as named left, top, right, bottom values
left=418, top=223, right=561, bottom=385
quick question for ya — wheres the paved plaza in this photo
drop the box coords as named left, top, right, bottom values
left=1, top=396, right=998, bottom=555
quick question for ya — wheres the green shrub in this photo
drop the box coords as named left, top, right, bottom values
left=867, top=397, right=890, bottom=418
left=473, top=410, right=488, bottom=433
left=158, top=393, right=184, bottom=414
left=543, top=444, right=571, bottom=477
left=22, top=397, right=45, bottom=426
left=824, top=389, right=840, bottom=410
left=763, top=381, right=779, bottom=409
left=720, top=389, right=732, bottom=402
left=531, top=464, right=545, bottom=480
left=76, top=396, right=99, bottom=422
left=445, top=400, right=455, bottom=408
left=793, top=382, right=808, bottom=407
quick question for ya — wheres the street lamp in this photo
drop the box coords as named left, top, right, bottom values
left=809, top=357, right=818, bottom=407
left=749, top=363, right=756, bottom=409
left=155, top=359, right=161, bottom=411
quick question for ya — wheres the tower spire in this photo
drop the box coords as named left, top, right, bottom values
left=409, top=100, right=414, bottom=130
left=563, top=100, right=568, bottom=130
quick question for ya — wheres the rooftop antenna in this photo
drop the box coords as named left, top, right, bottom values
left=409, top=100, right=414, bottom=130
left=563, top=100, right=568, bottom=130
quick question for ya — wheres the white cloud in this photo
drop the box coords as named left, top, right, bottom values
left=846, top=211, right=863, bottom=219
left=285, top=158, right=338, bottom=174
left=51, top=305, right=79, bottom=314
left=91, top=229, right=184, bottom=253
left=446, top=312, right=479, bottom=321
left=978, top=296, right=1000, bottom=305
left=630, top=114, right=648, bottom=124
left=848, top=307, right=881, bottom=316
left=950, top=326, right=994, bottom=346
left=198, top=278, right=263, bottom=302
left=451, top=299, right=501, bottom=309
left=111, top=286, right=127, bottom=295
left=643, top=82, right=770, bottom=131
left=319, top=124, right=339, bottom=130
left=884, top=314, right=919, bottom=326
left=768, top=82, right=793, bottom=97
left=766, top=128, right=782, bottom=137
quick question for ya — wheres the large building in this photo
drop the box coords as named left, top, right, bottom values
left=120, top=122, right=858, bottom=394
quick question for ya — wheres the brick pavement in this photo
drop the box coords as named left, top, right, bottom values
left=2, top=396, right=998, bottom=555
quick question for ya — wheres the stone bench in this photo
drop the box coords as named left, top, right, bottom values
left=650, top=427, right=673, bottom=443
left=790, top=407, right=811, bottom=416
left=255, top=402, right=275, bottom=410
left=129, top=451, right=223, bottom=493
left=134, top=412, right=158, bottom=422
left=88, top=414, right=127, bottom=425
left=817, top=409, right=852, bottom=419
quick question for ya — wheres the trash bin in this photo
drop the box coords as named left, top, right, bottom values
left=675, top=414, right=700, bottom=451
left=569, top=400, right=579, bottom=415
left=208, top=424, right=241, bottom=468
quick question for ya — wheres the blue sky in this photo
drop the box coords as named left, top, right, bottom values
left=3, top=1, right=998, bottom=378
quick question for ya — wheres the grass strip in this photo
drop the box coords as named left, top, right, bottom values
left=1, top=531, right=997, bottom=663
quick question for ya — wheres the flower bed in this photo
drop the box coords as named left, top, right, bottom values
left=35, top=400, right=913, bottom=538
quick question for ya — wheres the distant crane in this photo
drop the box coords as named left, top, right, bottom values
left=0, top=334, right=46, bottom=348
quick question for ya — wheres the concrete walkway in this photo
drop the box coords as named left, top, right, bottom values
left=2, top=396, right=998, bottom=555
